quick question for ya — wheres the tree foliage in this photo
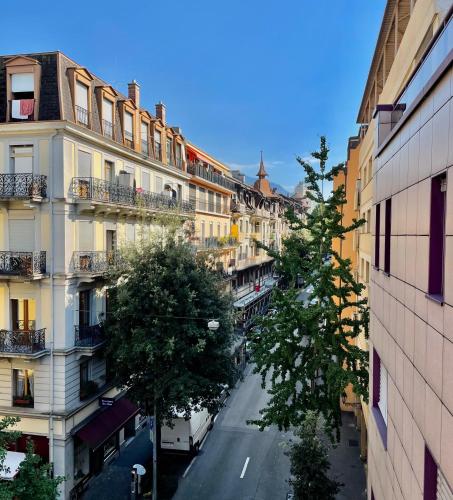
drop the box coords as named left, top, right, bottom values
left=0, top=417, right=64, bottom=500
left=105, top=239, right=235, bottom=422
left=287, top=411, right=342, bottom=500
left=251, top=136, right=369, bottom=439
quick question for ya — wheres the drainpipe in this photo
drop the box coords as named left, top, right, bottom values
left=47, top=130, right=58, bottom=471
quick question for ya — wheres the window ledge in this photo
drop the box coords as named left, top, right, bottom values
left=372, top=406, right=387, bottom=449
left=425, top=293, right=444, bottom=306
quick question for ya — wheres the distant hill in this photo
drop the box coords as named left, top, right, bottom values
left=244, top=175, right=290, bottom=196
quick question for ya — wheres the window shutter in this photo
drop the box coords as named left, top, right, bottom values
left=78, top=151, right=92, bottom=177
left=141, top=171, right=150, bottom=192
left=103, top=98, right=113, bottom=123
left=78, top=221, right=93, bottom=251
left=11, top=73, right=34, bottom=92
left=124, top=112, right=133, bottom=134
left=378, top=362, right=388, bottom=425
left=9, top=220, right=34, bottom=251
left=437, top=468, right=453, bottom=500
left=76, top=81, right=88, bottom=110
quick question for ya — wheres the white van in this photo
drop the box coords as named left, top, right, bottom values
left=161, top=407, right=212, bottom=454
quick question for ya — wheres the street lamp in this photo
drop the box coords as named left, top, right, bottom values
left=207, top=320, right=219, bottom=331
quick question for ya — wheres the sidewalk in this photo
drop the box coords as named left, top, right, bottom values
left=83, top=427, right=152, bottom=500
left=329, top=411, right=367, bottom=500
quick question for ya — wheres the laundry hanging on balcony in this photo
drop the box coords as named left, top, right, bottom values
left=11, top=99, right=34, bottom=120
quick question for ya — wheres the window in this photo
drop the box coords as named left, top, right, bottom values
left=79, top=290, right=91, bottom=327
left=78, top=150, right=92, bottom=178
left=79, top=360, right=96, bottom=400
left=166, top=137, right=173, bottom=165
left=365, top=261, right=370, bottom=283
left=367, top=209, right=371, bottom=233
left=104, top=160, right=114, bottom=184
left=384, top=198, right=392, bottom=274
left=375, top=203, right=380, bottom=268
left=201, top=221, right=205, bottom=241
left=198, top=187, right=206, bottom=211
left=154, top=131, right=162, bottom=161
left=217, top=223, right=221, bottom=236
left=141, top=122, right=149, bottom=155
left=102, top=98, right=114, bottom=138
left=428, top=174, right=446, bottom=299
left=10, top=73, right=35, bottom=121
left=124, top=112, right=133, bottom=146
left=11, top=299, right=36, bottom=331
left=75, top=81, right=89, bottom=126
left=141, top=171, right=150, bottom=192
left=13, top=369, right=34, bottom=407
left=372, top=349, right=387, bottom=446
left=209, top=222, right=213, bottom=237
left=189, top=184, right=197, bottom=207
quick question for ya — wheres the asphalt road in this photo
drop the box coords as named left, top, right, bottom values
left=173, top=365, right=292, bottom=500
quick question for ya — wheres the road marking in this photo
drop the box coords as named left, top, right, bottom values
left=182, top=456, right=197, bottom=478
left=240, top=457, right=250, bottom=479
left=199, top=433, right=208, bottom=450
left=213, top=414, right=219, bottom=423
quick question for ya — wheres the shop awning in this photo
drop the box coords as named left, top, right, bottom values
left=74, top=398, right=139, bottom=450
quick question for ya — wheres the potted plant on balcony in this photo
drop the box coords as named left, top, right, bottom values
left=13, top=394, right=33, bottom=407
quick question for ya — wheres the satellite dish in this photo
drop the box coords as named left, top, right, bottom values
left=133, top=464, right=146, bottom=476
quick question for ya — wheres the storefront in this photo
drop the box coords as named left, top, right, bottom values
left=71, top=398, right=139, bottom=494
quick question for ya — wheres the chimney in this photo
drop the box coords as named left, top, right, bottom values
left=155, top=102, right=166, bottom=124
left=128, top=80, right=140, bottom=107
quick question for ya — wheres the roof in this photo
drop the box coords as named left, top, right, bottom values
left=356, top=0, right=397, bottom=123
left=75, top=398, right=139, bottom=450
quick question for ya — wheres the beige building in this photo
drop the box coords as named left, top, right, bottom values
left=353, top=1, right=453, bottom=498
left=0, top=52, right=194, bottom=498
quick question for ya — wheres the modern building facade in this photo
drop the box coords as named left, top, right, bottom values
left=0, top=51, right=194, bottom=498
left=350, top=1, right=453, bottom=498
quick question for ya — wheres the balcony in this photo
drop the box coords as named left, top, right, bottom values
left=75, top=106, right=90, bottom=128
left=0, top=173, right=47, bottom=200
left=71, top=251, right=117, bottom=275
left=0, top=251, right=46, bottom=278
left=192, top=236, right=238, bottom=251
left=0, top=327, right=46, bottom=357
left=70, top=177, right=194, bottom=215
left=195, top=199, right=229, bottom=215
left=187, top=162, right=235, bottom=191
left=75, top=324, right=105, bottom=349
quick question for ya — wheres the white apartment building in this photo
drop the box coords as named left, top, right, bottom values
left=0, top=52, right=194, bottom=498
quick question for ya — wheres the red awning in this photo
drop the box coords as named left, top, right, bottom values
left=75, top=398, right=139, bottom=450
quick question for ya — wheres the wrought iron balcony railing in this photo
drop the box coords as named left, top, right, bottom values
left=193, top=236, right=238, bottom=250
left=0, top=251, right=46, bottom=276
left=75, top=324, right=105, bottom=348
left=71, top=251, right=117, bottom=274
left=102, top=119, right=113, bottom=139
left=71, top=177, right=194, bottom=214
left=0, top=173, right=47, bottom=199
left=0, top=328, right=46, bottom=355
left=75, top=106, right=90, bottom=127
left=187, top=162, right=235, bottom=191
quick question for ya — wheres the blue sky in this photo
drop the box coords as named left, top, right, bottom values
left=1, top=0, right=385, bottom=193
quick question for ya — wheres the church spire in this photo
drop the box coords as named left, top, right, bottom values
left=256, top=150, right=268, bottom=178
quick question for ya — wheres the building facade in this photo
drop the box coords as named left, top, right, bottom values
left=350, top=1, right=453, bottom=498
left=0, top=52, right=194, bottom=498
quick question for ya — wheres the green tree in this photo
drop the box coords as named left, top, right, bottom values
left=251, top=136, right=368, bottom=439
left=105, top=239, right=235, bottom=496
left=0, top=417, right=64, bottom=500
left=287, top=411, right=342, bottom=500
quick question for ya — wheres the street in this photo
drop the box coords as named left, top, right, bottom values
left=173, top=365, right=292, bottom=500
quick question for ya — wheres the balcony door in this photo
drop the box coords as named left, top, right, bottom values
left=11, top=298, right=36, bottom=331
left=104, top=160, right=115, bottom=184
left=9, top=219, right=34, bottom=252
left=79, top=290, right=91, bottom=328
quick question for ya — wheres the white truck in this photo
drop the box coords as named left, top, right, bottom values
left=160, top=407, right=212, bottom=454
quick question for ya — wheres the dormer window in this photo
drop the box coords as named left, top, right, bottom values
left=102, top=98, right=114, bottom=138
left=175, top=143, right=183, bottom=169
left=154, top=130, right=162, bottom=161
left=5, top=55, right=42, bottom=122
left=124, top=111, right=134, bottom=148
left=75, top=81, right=89, bottom=127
